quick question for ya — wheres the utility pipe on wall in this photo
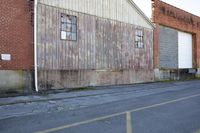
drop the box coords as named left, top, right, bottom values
left=34, top=0, right=38, bottom=92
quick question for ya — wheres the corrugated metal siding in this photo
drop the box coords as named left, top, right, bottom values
left=159, top=25, right=193, bottom=69
left=159, top=26, right=178, bottom=69
left=37, top=4, right=153, bottom=71
left=38, top=0, right=152, bottom=29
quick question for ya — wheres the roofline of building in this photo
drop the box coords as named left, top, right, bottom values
left=160, top=0, right=200, bottom=18
left=128, top=0, right=155, bottom=28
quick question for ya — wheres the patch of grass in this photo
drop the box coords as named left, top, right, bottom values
left=195, top=76, right=200, bottom=80
left=0, top=89, right=24, bottom=98
left=159, top=77, right=200, bottom=83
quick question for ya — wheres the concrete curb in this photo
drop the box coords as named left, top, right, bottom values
left=0, top=92, right=117, bottom=106
left=0, top=82, right=157, bottom=106
left=1, top=80, right=199, bottom=106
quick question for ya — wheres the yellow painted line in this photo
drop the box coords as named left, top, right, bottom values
left=126, top=112, right=132, bottom=133
left=35, top=93, right=200, bottom=133
left=35, top=112, right=125, bottom=133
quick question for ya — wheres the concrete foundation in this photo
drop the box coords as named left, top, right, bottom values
left=0, top=70, right=33, bottom=93
left=38, top=70, right=154, bottom=90
left=154, top=68, right=196, bottom=81
left=196, top=68, right=200, bottom=78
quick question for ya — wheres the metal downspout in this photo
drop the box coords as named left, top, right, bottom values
left=34, top=0, right=38, bottom=92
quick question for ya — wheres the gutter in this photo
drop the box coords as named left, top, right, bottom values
left=34, top=0, right=39, bottom=92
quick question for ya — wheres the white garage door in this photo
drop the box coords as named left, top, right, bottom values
left=178, top=31, right=192, bottom=69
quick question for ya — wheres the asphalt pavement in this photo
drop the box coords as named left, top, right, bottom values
left=0, top=80, right=200, bottom=133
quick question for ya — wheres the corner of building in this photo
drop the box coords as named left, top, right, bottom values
left=0, top=0, right=34, bottom=94
left=196, top=68, right=200, bottom=78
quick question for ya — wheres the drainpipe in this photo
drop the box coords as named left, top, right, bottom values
left=34, top=0, right=39, bottom=92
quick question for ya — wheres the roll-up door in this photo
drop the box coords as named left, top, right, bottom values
left=178, top=31, right=192, bottom=69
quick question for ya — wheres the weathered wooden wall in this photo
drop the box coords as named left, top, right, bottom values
left=37, top=3, right=154, bottom=90
left=37, top=4, right=153, bottom=70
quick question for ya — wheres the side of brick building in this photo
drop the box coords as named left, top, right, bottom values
left=0, top=0, right=34, bottom=93
left=152, top=0, right=200, bottom=80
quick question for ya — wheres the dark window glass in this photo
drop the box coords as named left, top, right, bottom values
left=135, top=28, right=144, bottom=48
left=61, top=13, right=77, bottom=41
left=72, top=16, right=77, bottom=24
left=61, top=23, right=67, bottom=31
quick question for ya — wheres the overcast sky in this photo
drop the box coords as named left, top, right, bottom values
left=133, top=0, right=200, bottom=18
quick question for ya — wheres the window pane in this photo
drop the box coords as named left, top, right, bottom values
left=140, top=36, right=143, bottom=42
left=137, top=37, right=140, bottom=42
left=66, top=15, right=72, bottom=23
left=61, top=31, right=67, bottom=40
left=61, top=14, right=66, bottom=22
left=61, top=13, right=77, bottom=41
left=66, top=24, right=72, bottom=32
left=135, top=41, right=138, bottom=47
left=135, top=36, right=138, bottom=42
left=135, top=28, right=144, bottom=48
left=61, top=23, right=67, bottom=31
left=66, top=32, right=72, bottom=40
left=72, top=16, right=77, bottom=24
left=72, top=33, right=77, bottom=40
left=72, top=24, right=77, bottom=33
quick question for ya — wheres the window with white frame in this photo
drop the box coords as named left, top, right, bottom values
left=135, top=28, right=144, bottom=48
left=61, top=13, right=77, bottom=41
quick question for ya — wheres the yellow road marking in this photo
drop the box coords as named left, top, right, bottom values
left=126, top=112, right=132, bottom=133
left=35, top=93, right=200, bottom=133
left=35, top=112, right=125, bottom=133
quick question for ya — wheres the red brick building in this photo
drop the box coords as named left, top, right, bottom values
left=0, top=0, right=34, bottom=93
left=152, top=0, right=200, bottom=80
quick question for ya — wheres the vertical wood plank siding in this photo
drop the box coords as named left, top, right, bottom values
left=37, top=3, right=153, bottom=89
left=38, top=0, right=152, bottom=29
left=37, top=4, right=153, bottom=71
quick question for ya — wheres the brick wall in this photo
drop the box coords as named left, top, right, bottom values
left=0, top=0, right=34, bottom=70
left=152, top=0, right=200, bottom=68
